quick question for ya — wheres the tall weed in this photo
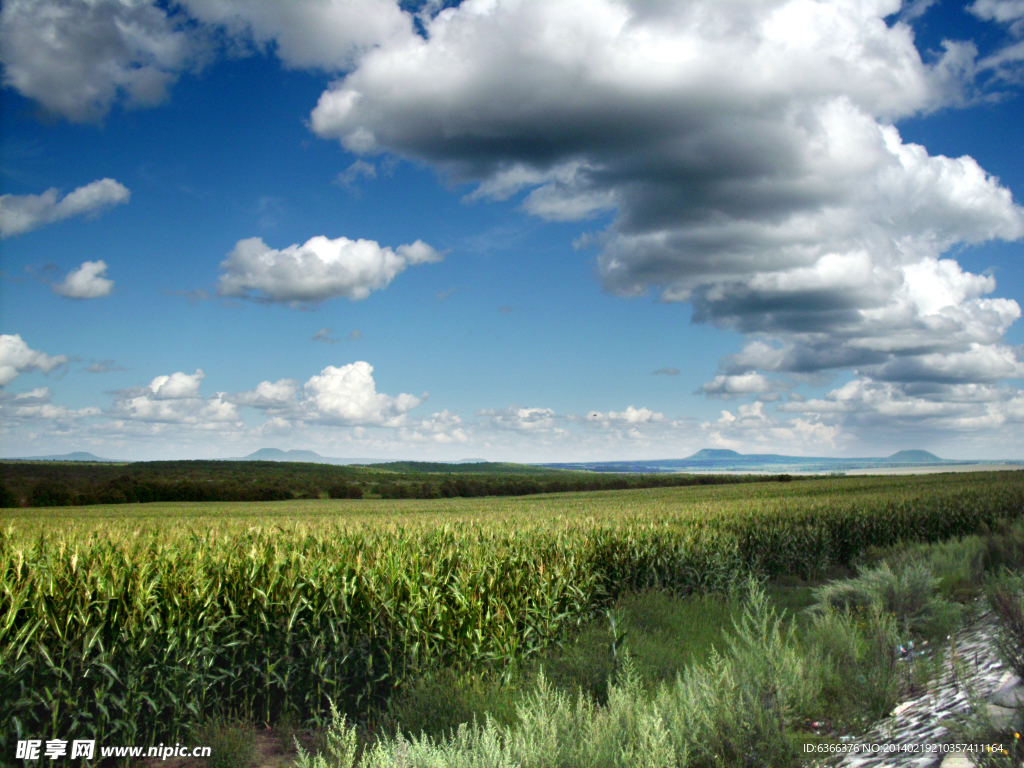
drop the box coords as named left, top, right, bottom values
left=986, top=572, right=1024, bottom=678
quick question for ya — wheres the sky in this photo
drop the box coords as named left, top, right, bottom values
left=1, top=0, right=1023, bottom=462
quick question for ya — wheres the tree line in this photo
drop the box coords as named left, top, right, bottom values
left=0, top=459, right=795, bottom=507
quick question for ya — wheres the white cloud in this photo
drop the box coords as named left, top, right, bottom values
left=52, top=260, right=114, bottom=299
left=111, top=369, right=241, bottom=424
left=0, top=0, right=415, bottom=122
left=232, top=378, right=301, bottom=410
left=149, top=370, right=204, bottom=399
left=479, top=406, right=559, bottom=432
left=699, top=373, right=771, bottom=398
left=702, top=401, right=842, bottom=452
left=0, top=387, right=100, bottom=423
left=303, top=362, right=423, bottom=426
left=400, top=410, right=469, bottom=444
left=0, top=0, right=206, bottom=122
left=584, top=406, right=666, bottom=426
left=780, top=377, right=1024, bottom=435
left=0, top=179, right=130, bottom=237
left=235, top=362, right=424, bottom=427
left=178, top=0, right=413, bottom=71
left=970, top=0, right=1024, bottom=35
left=0, top=334, right=68, bottom=386
left=216, top=235, right=442, bottom=305
left=307, top=0, right=1024, bottom=400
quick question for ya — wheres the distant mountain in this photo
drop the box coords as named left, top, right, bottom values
left=539, top=448, right=973, bottom=474
left=3, top=451, right=118, bottom=462
left=688, top=449, right=742, bottom=459
left=887, top=450, right=942, bottom=463
left=229, top=448, right=390, bottom=465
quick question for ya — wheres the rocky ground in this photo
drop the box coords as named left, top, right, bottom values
left=828, top=610, right=1022, bottom=768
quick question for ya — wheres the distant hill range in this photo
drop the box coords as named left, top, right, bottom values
left=3, top=447, right=1018, bottom=474
left=223, top=448, right=389, bottom=465
left=540, top=449, right=1019, bottom=474
left=1, top=452, right=119, bottom=462
left=227, top=448, right=489, bottom=466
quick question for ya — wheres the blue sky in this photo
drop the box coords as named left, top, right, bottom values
left=1, top=0, right=1023, bottom=462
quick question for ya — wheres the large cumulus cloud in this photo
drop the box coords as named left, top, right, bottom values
left=309, top=0, right=1024, bottom=419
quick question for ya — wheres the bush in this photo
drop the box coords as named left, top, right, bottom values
left=328, top=482, right=364, bottom=499
left=193, top=719, right=256, bottom=768
left=810, top=561, right=962, bottom=640
left=0, top=482, right=18, bottom=508
left=29, top=478, right=75, bottom=507
left=804, top=604, right=904, bottom=723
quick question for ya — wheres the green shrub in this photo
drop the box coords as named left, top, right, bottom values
left=328, top=482, right=364, bottom=499
left=810, top=561, right=962, bottom=640
left=804, top=604, right=904, bottom=723
left=193, top=719, right=256, bottom=768
left=0, top=482, right=18, bottom=508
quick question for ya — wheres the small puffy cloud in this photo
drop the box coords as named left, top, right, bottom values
left=230, top=378, right=301, bottom=410
left=652, top=367, right=680, bottom=376
left=0, top=0, right=206, bottom=122
left=235, top=362, right=423, bottom=427
left=111, top=369, right=241, bottom=424
left=52, top=260, right=114, bottom=299
left=0, top=179, right=129, bottom=237
left=699, top=373, right=771, bottom=399
left=149, top=370, right=204, bottom=399
left=479, top=406, right=558, bottom=432
left=0, top=334, right=68, bottom=386
left=400, top=410, right=469, bottom=444
left=216, top=235, right=442, bottom=305
left=348, top=329, right=362, bottom=341
left=303, top=362, right=423, bottom=426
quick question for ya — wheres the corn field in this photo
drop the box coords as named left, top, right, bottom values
left=1, top=472, right=1022, bottom=752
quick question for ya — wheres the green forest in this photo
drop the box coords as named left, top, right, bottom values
left=0, top=459, right=796, bottom=507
